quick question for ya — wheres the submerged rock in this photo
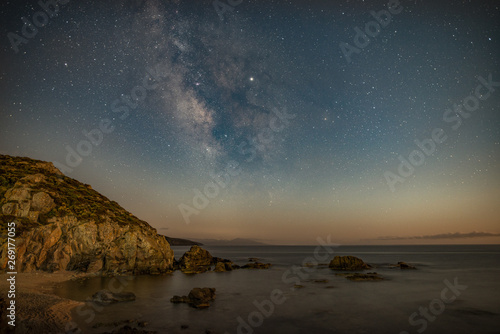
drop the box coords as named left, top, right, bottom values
left=329, top=256, right=371, bottom=271
left=242, top=262, right=271, bottom=269
left=170, top=295, right=190, bottom=304
left=91, top=289, right=136, bottom=305
left=170, top=287, right=216, bottom=309
left=188, top=288, right=216, bottom=308
left=391, top=261, right=416, bottom=269
left=336, top=272, right=384, bottom=281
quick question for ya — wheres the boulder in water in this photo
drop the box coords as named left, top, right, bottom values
left=241, top=262, right=271, bottom=269
left=177, top=245, right=213, bottom=274
left=329, top=256, right=371, bottom=270
left=391, top=261, right=416, bottom=269
left=170, top=287, right=216, bottom=309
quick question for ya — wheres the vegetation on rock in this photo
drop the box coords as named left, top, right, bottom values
left=0, top=154, right=174, bottom=274
left=329, top=255, right=371, bottom=271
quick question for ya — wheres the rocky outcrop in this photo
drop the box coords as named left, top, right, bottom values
left=90, top=290, right=136, bottom=305
left=177, top=245, right=214, bottom=273
left=329, top=256, right=371, bottom=271
left=175, top=245, right=270, bottom=273
left=0, top=154, right=175, bottom=275
left=176, top=246, right=241, bottom=273
left=170, top=288, right=216, bottom=309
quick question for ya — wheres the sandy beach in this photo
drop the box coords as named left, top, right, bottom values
left=0, top=271, right=86, bottom=334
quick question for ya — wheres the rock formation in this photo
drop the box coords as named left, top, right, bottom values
left=177, top=245, right=214, bottom=273
left=0, top=154, right=175, bottom=275
left=329, top=256, right=371, bottom=270
left=176, top=245, right=241, bottom=273
left=170, top=288, right=216, bottom=309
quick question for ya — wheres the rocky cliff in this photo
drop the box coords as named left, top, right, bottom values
left=0, top=154, right=174, bottom=275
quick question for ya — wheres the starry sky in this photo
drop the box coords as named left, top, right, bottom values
left=1, top=0, right=499, bottom=245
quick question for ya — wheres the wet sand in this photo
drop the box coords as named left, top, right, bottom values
left=0, top=271, right=87, bottom=334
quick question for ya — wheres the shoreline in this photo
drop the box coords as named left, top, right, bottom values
left=0, top=271, right=88, bottom=333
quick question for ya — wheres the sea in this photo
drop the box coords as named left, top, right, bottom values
left=55, top=245, right=500, bottom=334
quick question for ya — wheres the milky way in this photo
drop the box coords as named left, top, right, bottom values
left=1, top=0, right=499, bottom=244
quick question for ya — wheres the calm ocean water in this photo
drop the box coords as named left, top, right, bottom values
left=56, top=245, right=500, bottom=334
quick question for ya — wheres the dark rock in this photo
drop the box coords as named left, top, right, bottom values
left=170, top=287, right=216, bottom=309
left=248, top=257, right=260, bottom=262
left=91, top=289, right=136, bottom=305
left=188, top=287, right=216, bottom=308
left=391, top=262, right=416, bottom=269
left=213, top=257, right=238, bottom=272
left=170, top=295, right=190, bottom=303
left=242, top=262, right=271, bottom=269
left=337, top=273, right=384, bottom=281
left=293, top=284, right=305, bottom=289
left=329, top=256, right=371, bottom=270
left=181, top=324, right=189, bottom=329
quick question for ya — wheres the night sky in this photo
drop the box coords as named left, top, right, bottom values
left=1, top=0, right=499, bottom=244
